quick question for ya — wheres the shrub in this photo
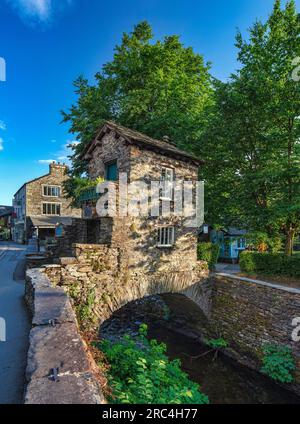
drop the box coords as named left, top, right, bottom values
left=245, top=231, right=282, bottom=253
left=96, top=324, right=209, bottom=404
left=197, top=242, right=220, bottom=270
left=239, top=251, right=300, bottom=278
left=261, top=344, right=295, bottom=384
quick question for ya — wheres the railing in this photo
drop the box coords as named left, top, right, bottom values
left=77, top=187, right=100, bottom=203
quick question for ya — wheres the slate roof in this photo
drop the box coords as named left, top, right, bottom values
left=27, top=216, right=74, bottom=228
left=82, top=121, right=204, bottom=165
left=224, top=228, right=247, bottom=236
left=0, top=206, right=13, bottom=217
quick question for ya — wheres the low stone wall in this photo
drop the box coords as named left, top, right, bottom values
left=209, top=274, right=300, bottom=395
left=24, top=268, right=104, bottom=404
left=210, top=274, right=300, bottom=355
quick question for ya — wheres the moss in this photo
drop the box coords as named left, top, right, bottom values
left=91, top=259, right=110, bottom=273
left=101, top=293, right=111, bottom=304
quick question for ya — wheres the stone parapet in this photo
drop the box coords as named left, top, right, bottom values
left=24, top=268, right=104, bottom=404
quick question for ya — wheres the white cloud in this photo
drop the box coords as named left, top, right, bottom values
left=38, top=159, right=56, bottom=164
left=54, top=140, right=79, bottom=163
left=0, top=121, right=6, bottom=130
left=38, top=139, right=79, bottom=166
left=0, top=138, right=4, bottom=151
left=7, top=0, right=73, bottom=25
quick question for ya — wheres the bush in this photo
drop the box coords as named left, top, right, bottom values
left=245, top=231, right=282, bottom=253
left=97, top=324, right=209, bottom=404
left=239, top=251, right=300, bottom=278
left=261, top=344, right=295, bottom=384
left=197, top=242, right=220, bottom=270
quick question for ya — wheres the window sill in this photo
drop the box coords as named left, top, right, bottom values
left=157, top=244, right=174, bottom=249
left=42, top=195, right=60, bottom=198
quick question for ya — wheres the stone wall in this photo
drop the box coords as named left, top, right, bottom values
left=44, top=243, right=209, bottom=329
left=26, top=163, right=81, bottom=219
left=50, top=218, right=88, bottom=257
left=163, top=273, right=300, bottom=395
left=87, top=132, right=131, bottom=180
left=24, top=268, right=104, bottom=404
left=84, top=129, right=200, bottom=280
left=210, top=274, right=300, bottom=370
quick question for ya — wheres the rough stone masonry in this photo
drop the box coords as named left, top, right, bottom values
left=24, top=268, right=104, bottom=404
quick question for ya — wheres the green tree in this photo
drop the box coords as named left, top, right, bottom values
left=63, top=21, right=213, bottom=177
left=200, top=0, right=300, bottom=255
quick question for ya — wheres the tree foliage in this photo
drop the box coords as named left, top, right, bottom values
left=62, top=21, right=213, bottom=176
left=200, top=0, right=300, bottom=254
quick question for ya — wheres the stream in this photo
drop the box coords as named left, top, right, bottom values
left=100, top=297, right=300, bottom=405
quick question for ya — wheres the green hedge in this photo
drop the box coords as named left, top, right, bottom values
left=240, top=251, right=300, bottom=278
left=197, top=242, right=220, bottom=270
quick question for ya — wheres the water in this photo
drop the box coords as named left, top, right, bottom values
left=148, top=324, right=300, bottom=405
left=100, top=297, right=300, bottom=405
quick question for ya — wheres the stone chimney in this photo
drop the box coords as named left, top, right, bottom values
left=49, top=161, right=68, bottom=175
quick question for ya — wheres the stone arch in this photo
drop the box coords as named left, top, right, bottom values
left=100, top=274, right=211, bottom=323
left=44, top=244, right=211, bottom=330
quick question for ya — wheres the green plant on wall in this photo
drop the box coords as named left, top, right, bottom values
left=75, top=288, right=97, bottom=329
left=261, top=344, right=296, bottom=384
left=96, top=324, right=209, bottom=404
left=205, top=338, right=228, bottom=350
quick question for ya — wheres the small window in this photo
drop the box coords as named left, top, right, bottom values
left=157, top=226, right=175, bottom=247
left=42, top=203, right=61, bottom=216
left=237, top=238, right=245, bottom=249
left=160, top=167, right=174, bottom=200
left=105, top=161, right=118, bottom=181
left=43, top=186, right=61, bottom=197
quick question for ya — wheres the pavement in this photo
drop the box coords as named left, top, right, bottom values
left=0, top=241, right=30, bottom=404
left=215, top=262, right=241, bottom=274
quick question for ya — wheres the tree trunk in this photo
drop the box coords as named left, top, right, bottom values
left=285, top=229, right=295, bottom=256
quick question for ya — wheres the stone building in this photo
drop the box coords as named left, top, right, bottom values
left=12, top=163, right=81, bottom=243
left=58, top=121, right=204, bottom=279
left=0, top=206, right=13, bottom=239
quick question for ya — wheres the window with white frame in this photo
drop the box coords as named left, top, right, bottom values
left=157, top=226, right=175, bottom=247
left=160, top=167, right=174, bottom=200
left=43, top=185, right=61, bottom=197
left=42, top=203, right=61, bottom=216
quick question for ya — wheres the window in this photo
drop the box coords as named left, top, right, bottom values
left=160, top=167, right=174, bottom=199
left=42, top=203, right=61, bottom=216
left=237, top=238, right=245, bottom=249
left=43, top=185, right=61, bottom=197
left=157, top=226, right=175, bottom=247
left=105, top=161, right=118, bottom=181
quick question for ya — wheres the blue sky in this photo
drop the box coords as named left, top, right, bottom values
left=0, top=0, right=299, bottom=205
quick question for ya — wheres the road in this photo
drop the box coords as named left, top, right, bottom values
left=0, top=241, right=30, bottom=404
